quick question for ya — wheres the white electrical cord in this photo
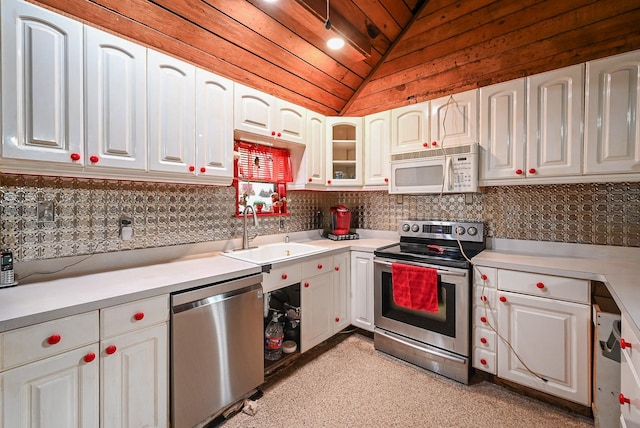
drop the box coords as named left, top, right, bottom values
left=456, top=233, right=549, bottom=383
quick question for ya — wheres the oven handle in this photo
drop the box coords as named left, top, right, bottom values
left=377, top=329, right=467, bottom=365
left=373, top=259, right=467, bottom=277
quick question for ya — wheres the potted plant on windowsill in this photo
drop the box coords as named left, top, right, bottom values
left=252, top=201, right=265, bottom=213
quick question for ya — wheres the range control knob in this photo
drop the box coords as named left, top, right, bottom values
left=456, top=226, right=466, bottom=236
left=467, top=227, right=478, bottom=236
left=411, top=224, right=420, bottom=232
left=402, top=224, right=410, bottom=232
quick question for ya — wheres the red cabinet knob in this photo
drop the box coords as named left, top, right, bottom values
left=277, top=132, right=282, bottom=137
left=384, top=178, right=389, bottom=183
left=89, top=155, right=99, bottom=163
left=620, top=393, right=631, bottom=405
left=423, top=142, right=428, bottom=147
left=47, top=334, right=61, bottom=345
left=335, top=317, right=340, bottom=322
left=200, top=167, right=206, bottom=173
left=529, top=168, right=537, bottom=174
left=281, top=274, right=288, bottom=280
left=327, top=180, right=332, bottom=184
left=106, top=345, right=117, bottom=355
left=480, top=359, right=487, bottom=365
left=188, top=165, right=195, bottom=172
left=84, top=352, right=96, bottom=363
left=334, top=266, right=340, bottom=271
left=271, top=131, right=276, bottom=136
left=304, top=282, right=309, bottom=288
left=70, top=153, right=81, bottom=161
left=480, top=296, right=487, bottom=302
left=480, top=274, right=488, bottom=281
left=431, top=141, right=437, bottom=146
left=308, top=178, right=313, bottom=182
left=621, top=338, right=632, bottom=349
left=480, top=337, right=488, bottom=344
left=134, top=312, right=145, bottom=321
left=536, top=282, right=545, bottom=289
left=317, top=264, right=323, bottom=269
left=515, top=169, right=523, bottom=175
left=499, top=296, right=507, bottom=303
left=480, top=316, right=487, bottom=323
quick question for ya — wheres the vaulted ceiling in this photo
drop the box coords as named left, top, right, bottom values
left=32, top=0, right=640, bottom=117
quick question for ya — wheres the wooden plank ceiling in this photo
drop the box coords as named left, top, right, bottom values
left=32, top=0, right=640, bottom=117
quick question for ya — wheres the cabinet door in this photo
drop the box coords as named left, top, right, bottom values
left=364, top=111, right=391, bottom=186
left=326, top=117, right=363, bottom=186
left=430, top=89, right=478, bottom=148
left=585, top=50, right=640, bottom=174
left=195, top=68, right=234, bottom=182
left=1, top=344, right=99, bottom=428
left=234, top=84, right=275, bottom=138
left=276, top=99, right=306, bottom=144
left=101, top=323, right=168, bottom=428
left=350, top=251, right=374, bottom=332
left=479, top=79, right=526, bottom=181
left=147, top=50, right=195, bottom=174
left=527, top=65, right=583, bottom=178
left=300, top=271, right=334, bottom=352
left=305, top=111, right=326, bottom=186
left=497, top=291, right=590, bottom=405
left=332, top=252, right=350, bottom=333
left=390, top=102, right=430, bottom=153
left=85, top=27, right=147, bottom=171
left=1, top=0, right=83, bottom=165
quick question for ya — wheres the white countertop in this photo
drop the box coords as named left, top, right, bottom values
left=0, top=232, right=397, bottom=332
left=472, top=238, right=640, bottom=338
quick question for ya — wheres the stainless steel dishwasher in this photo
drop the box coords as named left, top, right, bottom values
left=171, top=273, right=264, bottom=428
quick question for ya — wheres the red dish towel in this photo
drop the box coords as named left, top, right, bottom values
left=392, top=263, right=439, bottom=313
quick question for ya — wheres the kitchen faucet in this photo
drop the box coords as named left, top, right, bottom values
left=242, top=205, right=259, bottom=249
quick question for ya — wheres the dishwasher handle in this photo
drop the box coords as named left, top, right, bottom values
left=171, top=273, right=262, bottom=312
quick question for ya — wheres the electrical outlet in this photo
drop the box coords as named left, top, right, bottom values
left=37, top=201, right=55, bottom=223
left=119, top=217, right=133, bottom=240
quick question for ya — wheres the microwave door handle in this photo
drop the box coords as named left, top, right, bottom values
left=447, top=157, right=454, bottom=191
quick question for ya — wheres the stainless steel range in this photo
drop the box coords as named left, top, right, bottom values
left=374, top=220, right=484, bottom=384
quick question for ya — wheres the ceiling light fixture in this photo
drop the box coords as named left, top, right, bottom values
left=324, top=0, right=344, bottom=50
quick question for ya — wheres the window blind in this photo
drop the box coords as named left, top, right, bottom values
left=234, top=141, right=293, bottom=183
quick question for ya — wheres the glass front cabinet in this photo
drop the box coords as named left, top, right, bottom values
left=326, top=117, right=362, bottom=187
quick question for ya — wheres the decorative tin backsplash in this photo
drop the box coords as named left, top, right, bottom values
left=1, top=174, right=638, bottom=262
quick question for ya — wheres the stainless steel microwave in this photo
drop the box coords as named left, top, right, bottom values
left=389, top=143, right=479, bottom=194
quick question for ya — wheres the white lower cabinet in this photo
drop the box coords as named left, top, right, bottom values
left=0, top=312, right=100, bottom=427
left=300, top=252, right=350, bottom=352
left=620, top=312, right=640, bottom=428
left=473, top=266, right=591, bottom=406
left=100, top=295, right=169, bottom=428
left=350, top=251, right=374, bottom=332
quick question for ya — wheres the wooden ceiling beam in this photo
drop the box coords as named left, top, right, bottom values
left=293, top=0, right=372, bottom=58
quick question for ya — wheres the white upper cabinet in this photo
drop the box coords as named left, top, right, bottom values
left=526, top=65, right=584, bottom=178
left=305, top=111, right=326, bottom=186
left=147, top=50, right=196, bottom=175
left=390, top=101, right=430, bottom=153
left=585, top=50, right=640, bottom=175
left=326, top=117, right=363, bottom=186
left=430, top=89, right=478, bottom=148
left=195, top=68, right=234, bottom=183
left=85, top=26, right=147, bottom=171
left=1, top=0, right=83, bottom=165
left=234, top=84, right=306, bottom=144
left=479, top=79, right=526, bottom=182
left=364, top=111, right=391, bottom=187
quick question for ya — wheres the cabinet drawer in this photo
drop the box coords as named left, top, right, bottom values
left=101, top=294, right=169, bottom=339
left=474, top=266, right=497, bottom=289
left=497, top=269, right=589, bottom=304
left=0, top=311, right=99, bottom=371
left=301, top=255, right=333, bottom=278
left=473, top=348, right=496, bottom=375
left=474, top=327, right=497, bottom=352
left=622, top=313, right=640, bottom=377
left=475, top=285, right=496, bottom=307
left=620, top=346, right=640, bottom=427
left=473, top=305, right=497, bottom=329
left=262, top=263, right=302, bottom=293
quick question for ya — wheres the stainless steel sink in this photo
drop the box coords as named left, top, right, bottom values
left=222, top=242, right=327, bottom=264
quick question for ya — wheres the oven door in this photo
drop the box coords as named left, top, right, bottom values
left=373, top=258, right=470, bottom=357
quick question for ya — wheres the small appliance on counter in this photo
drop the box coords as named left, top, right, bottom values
left=326, top=206, right=359, bottom=241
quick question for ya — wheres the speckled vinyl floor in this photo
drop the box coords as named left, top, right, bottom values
left=222, top=334, right=594, bottom=428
